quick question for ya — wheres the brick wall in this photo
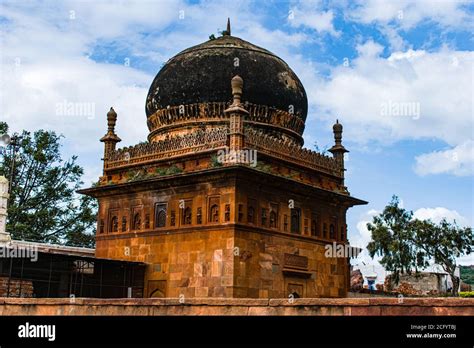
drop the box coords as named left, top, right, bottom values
left=0, top=277, right=34, bottom=298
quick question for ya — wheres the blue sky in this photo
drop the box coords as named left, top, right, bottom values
left=1, top=0, right=473, bottom=274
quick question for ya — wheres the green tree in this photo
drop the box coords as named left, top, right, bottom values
left=367, top=196, right=473, bottom=296
left=0, top=122, right=96, bottom=247
left=366, top=196, right=417, bottom=281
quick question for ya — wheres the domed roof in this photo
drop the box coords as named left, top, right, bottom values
left=145, top=34, right=308, bottom=121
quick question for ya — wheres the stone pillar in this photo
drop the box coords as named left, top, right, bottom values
left=0, top=175, right=11, bottom=243
left=100, top=107, right=121, bottom=172
left=225, top=75, right=249, bottom=153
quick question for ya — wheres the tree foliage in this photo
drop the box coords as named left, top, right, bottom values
left=0, top=122, right=96, bottom=247
left=367, top=195, right=473, bottom=296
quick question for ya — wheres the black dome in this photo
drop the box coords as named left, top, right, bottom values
left=145, top=35, right=308, bottom=121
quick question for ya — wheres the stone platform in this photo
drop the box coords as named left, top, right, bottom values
left=0, top=297, right=472, bottom=316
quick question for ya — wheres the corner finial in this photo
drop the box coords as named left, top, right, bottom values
left=224, top=75, right=249, bottom=116
left=231, top=75, right=243, bottom=105
left=333, top=118, right=343, bottom=137
left=107, top=107, right=118, bottom=133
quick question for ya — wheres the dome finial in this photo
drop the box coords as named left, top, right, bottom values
left=225, top=18, right=231, bottom=36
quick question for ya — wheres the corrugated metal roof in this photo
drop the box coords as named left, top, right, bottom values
left=8, top=239, right=95, bottom=257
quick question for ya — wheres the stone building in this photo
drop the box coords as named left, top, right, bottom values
left=79, top=22, right=367, bottom=298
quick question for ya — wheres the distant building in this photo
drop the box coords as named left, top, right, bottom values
left=388, top=265, right=461, bottom=295
left=352, top=263, right=386, bottom=286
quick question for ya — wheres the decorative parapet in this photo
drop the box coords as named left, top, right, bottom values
left=147, top=101, right=305, bottom=136
left=244, top=128, right=342, bottom=177
left=105, top=128, right=228, bottom=170
left=104, top=123, right=340, bottom=178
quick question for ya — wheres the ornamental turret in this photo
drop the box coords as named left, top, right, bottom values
left=329, top=119, right=348, bottom=173
left=100, top=107, right=121, bottom=170
left=225, top=75, right=249, bottom=152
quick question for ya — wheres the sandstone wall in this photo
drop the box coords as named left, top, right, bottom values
left=98, top=228, right=235, bottom=298
left=233, top=228, right=348, bottom=298
left=0, top=298, right=472, bottom=316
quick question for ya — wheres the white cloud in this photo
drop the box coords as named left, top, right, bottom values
left=244, top=25, right=309, bottom=51
left=288, top=1, right=339, bottom=36
left=0, top=3, right=155, bottom=171
left=349, top=209, right=386, bottom=283
left=316, top=43, right=473, bottom=147
left=356, top=40, right=384, bottom=57
left=67, top=0, right=182, bottom=39
left=353, top=219, right=372, bottom=248
left=1, top=0, right=184, bottom=42
left=1, top=58, right=151, bottom=150
left=414, top=140, right=474, bottom=176
left=350, top=0, right=473, bottom=30
left=314, top=42, right=473, bottom=175
left=378, top=25, right=407, bottom=51
left=413, top=207, right=470, bottom=226
left=346, top=0, right=473, bottom=51
left=387, top=49, right=426, bottom=61
left=350, top=209, right=378, bottom=248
